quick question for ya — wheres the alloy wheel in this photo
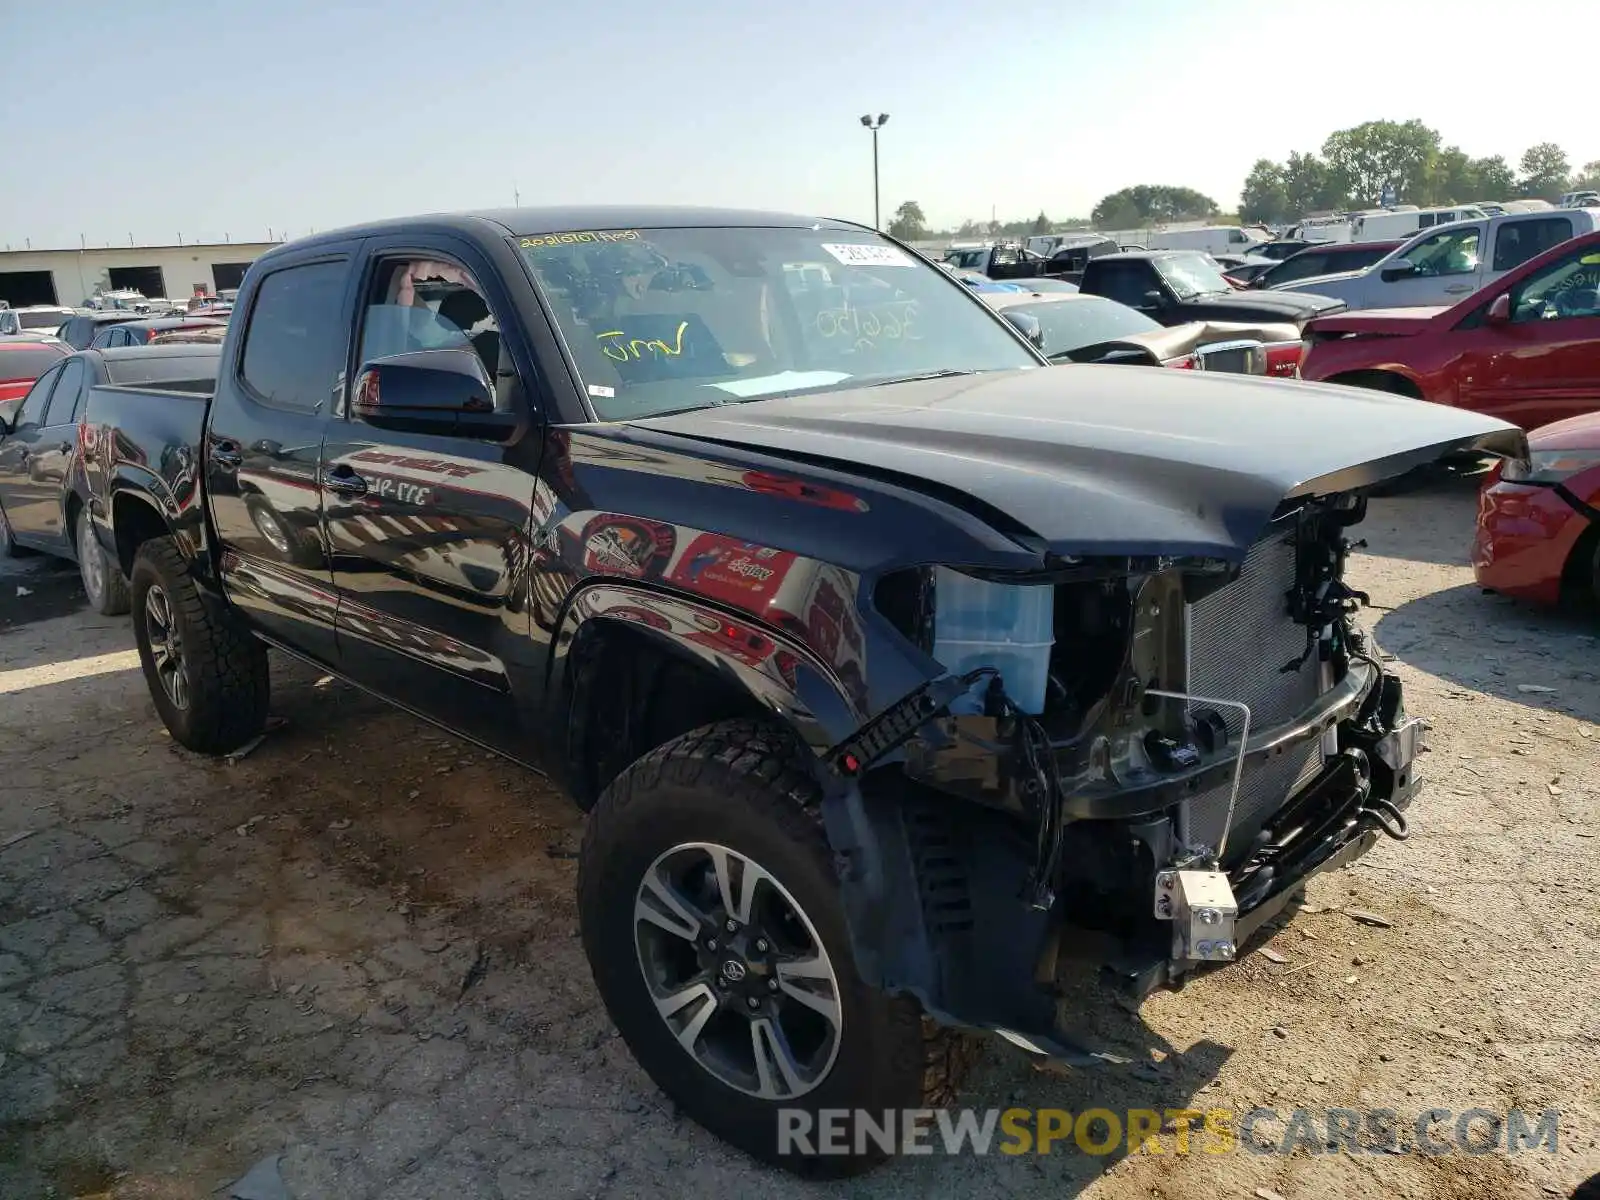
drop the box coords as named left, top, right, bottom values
left=633, top=842, right=843, bottom=1100
left=144, top=584, right=188, bottom=709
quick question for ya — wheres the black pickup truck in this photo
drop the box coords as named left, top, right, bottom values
left=1078, top=249, right=1347, bottom=326
left=80, top=207, right=1522, bottom=1175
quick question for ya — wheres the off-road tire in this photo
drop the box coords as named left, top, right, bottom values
left=77, top=508, right=129, bottom=615
left=130, top=535, right=269, bottom=754
left=578, top=718, right=977, bottom=1177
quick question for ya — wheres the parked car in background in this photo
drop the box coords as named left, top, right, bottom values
left=1254, top=240, right=1402, bottom=291
left=1287, top=209, right=1600, bottom=311
left=0, top=344, right=222, bottom=610
left=1558, top=191, right=1600, bottom=209
left=1077, top=250, right=1344, bottom=327
left=1215, top=256, right=1277, bottom=286
left=1474, top=412, right=1600, bottom=609
left=1147, top=225, right=1270, bottom=255
left=86, top=288, right=154, bottom=312
left=149, top=325, right=229, bottom=345
left=89, top=317, right=227, bottom=348
left=185, top=301, right=234, bottom=319
left=1351, top=206, right=1488, bottom=243
left=57, top=311, right=147, bottom=350
left=1300, top=229, right=1600, bottom=431
left=982, top=290, right=1299, bottom=374
left=1249, top=238, right=1325, bottom=261
left=0, top=340, right=70, bottom=403
left=0, top=305, right=75, bottom=338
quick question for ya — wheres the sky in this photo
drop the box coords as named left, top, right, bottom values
left=3, top=0, right=1597, bottom=250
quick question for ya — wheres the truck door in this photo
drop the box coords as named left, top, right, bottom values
left=206, top=250, right=359, bottom=665
left=321, top=241, right=544, bottom=762
left=0, top=361, right=67, bottom=548
left=1458, top=240, right=1600, bottom=430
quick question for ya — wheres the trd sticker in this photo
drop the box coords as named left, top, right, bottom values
left=580, top=515, right=677, bottom=579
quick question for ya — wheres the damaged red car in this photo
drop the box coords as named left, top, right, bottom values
left=1474, top=412, right=1600, bottom=607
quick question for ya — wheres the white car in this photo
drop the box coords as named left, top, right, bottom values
left=0, top=305, right=74, bottom=337
left=1273, top=208, right=1600, bottom=310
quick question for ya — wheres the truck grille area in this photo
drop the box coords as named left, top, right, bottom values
left=1184, top=527, right=1328, bottom=857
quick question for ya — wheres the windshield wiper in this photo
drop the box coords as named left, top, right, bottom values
left=868, top=368, right=980, bottom=387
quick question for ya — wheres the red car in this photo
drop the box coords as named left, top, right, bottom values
left=0, top=339, right=70, bottom=404
left=1300, top=230, right=1600, bottom=431
left=1474, top=412, right=1600, bottom=607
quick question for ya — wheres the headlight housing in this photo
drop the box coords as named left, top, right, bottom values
left=1500, top=449, right=1600, bottom=484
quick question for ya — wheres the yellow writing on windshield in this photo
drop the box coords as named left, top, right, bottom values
left=599, top=321, right=690, bottom=362
left=521, top=230, right=641, bottom=249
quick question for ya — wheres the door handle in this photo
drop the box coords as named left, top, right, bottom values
left=1445, top=284, right=1472, bottom=294
left=321, top=467, right=368, bottom=497
left=211, top=441, right=243, bottom=469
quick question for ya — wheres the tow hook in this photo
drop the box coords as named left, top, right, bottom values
left=1154, top=868, right=1239, bottom=963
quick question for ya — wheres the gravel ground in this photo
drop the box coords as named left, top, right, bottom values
left=0, top=478, right=1596, bottom=1200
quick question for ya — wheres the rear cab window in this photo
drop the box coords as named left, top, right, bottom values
left=0, top=345, right=69, bottom=382
left=1492, top=217, right=1574, bottom=272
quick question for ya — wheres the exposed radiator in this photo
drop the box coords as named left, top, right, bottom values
left=1184, top=526, right=1328, bottom=858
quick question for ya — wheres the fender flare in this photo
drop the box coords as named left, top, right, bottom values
left=551, top=579, right=867, bottom=756
left=106, top=467, right=198, bottom=568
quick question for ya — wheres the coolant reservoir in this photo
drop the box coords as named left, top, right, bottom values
left=931, top=567, right=1055, bottom=714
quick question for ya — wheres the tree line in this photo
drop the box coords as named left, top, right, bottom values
left=885, top=121, right=1599, bottom=242
left=1240, top=120, right=1600, bottom=224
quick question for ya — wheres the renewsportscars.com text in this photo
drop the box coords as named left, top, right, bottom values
left=776, top=1106, right=1562, bottom=1158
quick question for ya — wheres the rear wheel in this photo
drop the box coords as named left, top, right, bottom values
left=130, top=536, right=269, bottom=754
left=0, top=504, right=26, bottom=558
left=76, top=508, right=129, bottom=615
left=578, top=720, right=974, bottom=1177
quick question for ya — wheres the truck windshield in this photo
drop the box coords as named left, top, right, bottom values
left=1155, top=253, right=1233, bottom=298
left=516, top=226, right=1038, bottom=420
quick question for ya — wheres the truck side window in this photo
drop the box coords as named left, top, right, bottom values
left=357, top=258, right=514, bottom=416
left=1402, top=228, right=1480, bottom=278
left=1492, top=217, right=1573, bottom=272
left=13, top=366, right=62, bottom=429
left=238, top=260, right=349, bottom=413
left=1094, top=263, right=1154, bottom=307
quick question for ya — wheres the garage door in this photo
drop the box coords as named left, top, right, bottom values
left=0, top=270, right=59, bottom=307
left=108, top=266, right=167, bottom=298
left=211, top=262, right=252, bottom=291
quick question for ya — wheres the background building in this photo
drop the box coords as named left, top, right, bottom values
left=0, top=240, right=281, bottom=307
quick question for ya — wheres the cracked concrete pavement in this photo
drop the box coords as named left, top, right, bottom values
left=0, top=478, right=1596, bottom=1200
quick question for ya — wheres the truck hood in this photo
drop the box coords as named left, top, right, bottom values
left=1308, top=306, right=1447, bottom=336
left=631, top=366, right=1524, bottom=561
left=1175, top=288, right=1345, bottom=323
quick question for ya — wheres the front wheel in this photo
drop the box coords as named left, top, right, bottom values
left=577, top=720, right=973, bottom=1177
left=76, top=508, right=129, bottom=615
left=130, top=535, right=269, bottom=754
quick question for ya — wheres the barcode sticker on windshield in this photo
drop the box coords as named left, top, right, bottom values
left=820, top=243, right=914, bottom=267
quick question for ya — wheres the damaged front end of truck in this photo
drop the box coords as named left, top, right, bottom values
left=819, top=491, right=1423, bottom=1062
left=628, top=367, right=1528, bottom=1067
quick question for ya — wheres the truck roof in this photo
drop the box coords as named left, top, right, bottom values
left=264, top=206, right=871, bottom=261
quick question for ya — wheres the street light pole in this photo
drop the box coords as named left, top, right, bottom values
left=859, top=113, right=889, bottom=229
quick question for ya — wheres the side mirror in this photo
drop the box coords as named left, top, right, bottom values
left=1001, top=310, right=1046, bottom=350
left=1141, top=289, right=1165, bottom=309
left=1379, top=258, right=1417, bottom=283
left=1486, top=293, right=1512, bottom=324
left=0, top=399, right=19, bottom=435
left=350, top=348, right=519, bottom=441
